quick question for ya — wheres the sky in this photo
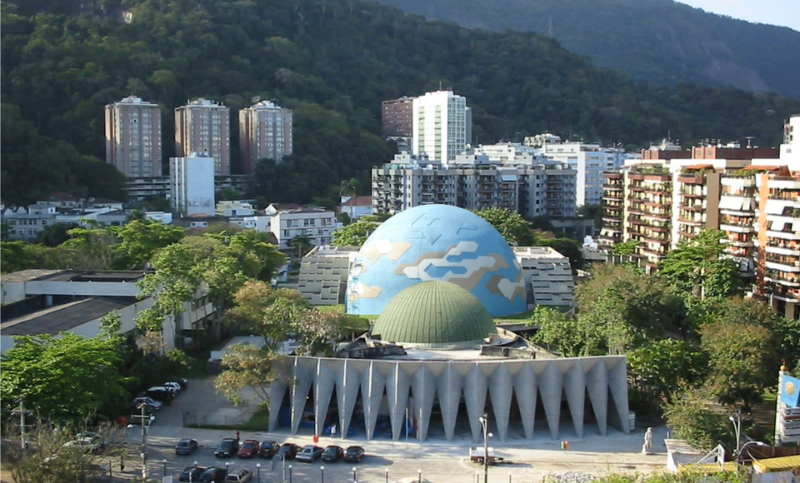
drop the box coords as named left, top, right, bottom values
left=677, top=0, right=800, bottom=32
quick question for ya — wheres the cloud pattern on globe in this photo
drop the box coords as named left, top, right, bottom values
left=346, top=205, right=527, bottom=316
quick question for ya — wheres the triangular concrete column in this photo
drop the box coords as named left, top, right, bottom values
left=537, top=362, right=562, bottom=439
left=360, top=361, right=386, bottom=441
left=513, top=363, right=537, bottom=439
left=385, top=363, right=412, bottom=441
left=488, top=363, right=512, bottom=442
left=585, top=359, right=608, bottom=436
left=437, top=362, right=463, bottom=441
left=337, top=359, right=364, bottom=440
left=464, top=363, right=489, bottom=443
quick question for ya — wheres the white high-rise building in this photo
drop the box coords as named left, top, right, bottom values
left=239, top=100, right=293, bottom=174
left=175, top=99, right=230, bottom=176
left=105, top=96, right=162, bottom=178
left=412, top=90, right=472, bottom=163
left=170, top=155, right=216, bottom=216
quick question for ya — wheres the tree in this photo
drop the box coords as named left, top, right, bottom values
left=473, top=207, right=536, bottom=246
left=289, top=233, right=314, bottom=259
left=663, top=388, right=736, bottom=452
left=35, top=222, right=80, bottom=247
left=113, top=219, right=185, bottom=270
left=0, top=333, right=132, bottom=423
left=340, top=177, right=359, bottom=223
left=610, top=240, right=640, bottom=256
left=528, top=306, right=586, bottom=357
left=59, top=225, right=120, bottom=270
left=700, top=319, right=777, bottom=406
left=659, top=228, right=743, bottom=299
left=215, top=344, right=289, bottom=408
left=226, top=282, right=309, bottom=351
left=291, top=309, right=346, bottom=356
left=331, top=220, right=378, bottom=247
left=627, top=339, right=707, bottom=403
left=540, top=237, right=584, bottom=271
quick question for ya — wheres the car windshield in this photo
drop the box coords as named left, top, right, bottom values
left=261, top=442, right=274, bottom=449
left=242, top=442, right=256, bottom=449
left=178, top=441, right=190, bottom=447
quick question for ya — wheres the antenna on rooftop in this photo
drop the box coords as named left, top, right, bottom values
left=439, top=80, right=443, bottom=90
left=745, top=136, right=755, bottom=148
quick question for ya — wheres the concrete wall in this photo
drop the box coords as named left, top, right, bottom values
left=268, top=355, right=630, bottom=443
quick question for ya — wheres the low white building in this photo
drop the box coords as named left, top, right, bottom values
left=513, top=246, right=575, bottom=308
left=269, top=206, right=337, bottom=251
left=170, top=154, right=215, bottom=216
left=339, top=196, right=372, bottom=221
left=0, top=270, right=216, bottom=354
left=215, top=200, right=255, bottom=217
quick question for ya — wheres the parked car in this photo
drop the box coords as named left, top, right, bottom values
left=225, top=468, right=253, bottom=483
left=132, top=396, right=163, bottom=410
left=63, top=436, right=105, bottom=454
left=321, top=445, right=344, bottom=462
left=295, top=445, right=324, bottom=462
left=163, top=382, right=182, bottom=394
left=175, top=438, right=199, bottom=455
left=146, top=386, right=175, bottom=402
left=215, top=438, right=240, bottom=458
left=199, top=467, right=228, bottom=482
left=237, top=439, right=259, bottom=458
left=258, top=441, right=281, bottom=459
left=278, top=443, right=300, bottom=460
left=343, top=446, right=365, bottom=463
left=180, top=467, right=206, bottom=482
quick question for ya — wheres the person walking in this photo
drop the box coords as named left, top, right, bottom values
left=236, top=430, right=241, bottom=441
left=120, top=455, right=125, bottom=472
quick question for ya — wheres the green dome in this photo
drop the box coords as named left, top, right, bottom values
left=371, top=281, right=497, bottom=349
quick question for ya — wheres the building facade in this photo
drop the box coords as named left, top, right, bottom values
left=175, top=99, right=231, bottom=176
left=270, top=207, right=337, bottom=251
left=412, top=90, right=472, bottom=163
left=170, top=155, right=216, bottom=216
left=381, top=96, right=414, bottom=137
left=105, top=96, right=162, bottom=177
left=371, top=153, right=576, bottom=218
left=239, top=100, right=293, bottom=174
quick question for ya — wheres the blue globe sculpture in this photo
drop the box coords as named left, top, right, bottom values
left=346, top=204, right=527, bottom=317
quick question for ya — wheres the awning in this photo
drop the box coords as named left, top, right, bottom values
left=752, top=455, right=800, bottom=473
left=744, top=165, right=781, bottom=171
left=683, top=164, right=714, bottom=170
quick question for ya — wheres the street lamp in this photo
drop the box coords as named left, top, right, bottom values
left=353, top=466, right=358, bottom=483
left=163, top=459, right=168, bottom=476
left=475, top=471, right=480, bottom=483
left=385, top=468, right=389, bottom=483
left=289, top=465, right=293, bottom=483
left=321, top=465, right=325, bottom=483
left=418, top=469, right=422, bottom=483
left=257, top=463, right=261, bottom=483
left=508, top=471, right=512, bottom=483
left=729, top=414, right=742, bottom=459
left=478, top=413, right=493, bottom=483
left=736, top=441, right=767, bottom=465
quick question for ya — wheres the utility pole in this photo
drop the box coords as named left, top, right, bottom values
left=19, top=397, right=26, bottom=457
left=137, top=403, right=148, bottom=479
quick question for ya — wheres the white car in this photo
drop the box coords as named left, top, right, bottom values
left=133, top=396, right=163, bottom=410
left=163, top=382, right=182, bottom=394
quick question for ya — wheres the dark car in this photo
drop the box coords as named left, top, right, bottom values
left=258, top=441, right=281, bottom=459
left=146, top=386, right=175, bottom=402
left=175, top=438, right=199, bottom=455
left=214, top=438, right=240, bottom=458
left=343, top=446, right=365, bottom=463
left=278, top=443, right=300, bottom=460
left=199, top=467, right=228, bottom=482
left=321, top=445, right=344, bottom=462
left=180, top=466, right=206, bottom=482
left=237, top=439, right=260, bottom=458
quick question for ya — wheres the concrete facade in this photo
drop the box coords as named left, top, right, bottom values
left=267, top=355, right=630, bottom=442
left=105, top=96, right=162, bottom=178
left=170, top=155, right=216, bottom=216
left=175, top=99, right=231, bottom=176
left=239, top=100, right=293, bottom=174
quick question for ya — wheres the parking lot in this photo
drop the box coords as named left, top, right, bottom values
left=113, top=377, right=667, bottom=483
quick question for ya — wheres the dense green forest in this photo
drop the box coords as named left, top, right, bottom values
left=372, top=0, right=800, bottom=99
left=3, top=0, right=800, bottom=206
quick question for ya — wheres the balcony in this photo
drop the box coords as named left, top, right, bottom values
left=768, top=190, right=800, bottom=201
left=678, top=174, right=705, bottom=184
left=767, top=230, right=800, bottom=240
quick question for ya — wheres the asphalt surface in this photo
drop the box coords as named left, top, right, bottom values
left=110, top=377, right=669, bottom=483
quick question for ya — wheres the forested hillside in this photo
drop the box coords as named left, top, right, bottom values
left=371, top=0, right=800, bottom=99
left=3, top=0, right=800, bottom=206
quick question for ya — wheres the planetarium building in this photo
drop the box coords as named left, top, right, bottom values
left=268, top=205, right=630, bottom=442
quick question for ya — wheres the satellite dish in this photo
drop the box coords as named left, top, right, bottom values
left=251, top=95, right=261, bottom=103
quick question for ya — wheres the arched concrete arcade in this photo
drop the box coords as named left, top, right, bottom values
left=267, top=355, right=630, bottom=443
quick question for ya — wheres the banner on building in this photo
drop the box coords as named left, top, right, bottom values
left=781, top=375, right=800, bottom=407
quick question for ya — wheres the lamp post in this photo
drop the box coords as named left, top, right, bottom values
left=190, top=461, right=197, bottom=483
left=478, top=413, right=493, bottom=483
left=289, top=464, right=293, bottom=483
left=385, top=468, right=389, bottom=483
left=320, top=465, right=325, bottom=483
left=736, top=441, right=767, bottom=465
left=162, top=459, right=168, bottom=476
left=136, top=402, right=149, bottom=479
left=257, top=463, right=261, bottom=483
left=418, top=469, right=422, bottom=483
left=508, top=471, right=512, bottom=483
left=475, top=471, right=480, bottom=483
left=729, top=413, right=742, bottom=460
left=225, top=461, right=231, bottom=480
left=353, top=467, right=357, bottom=483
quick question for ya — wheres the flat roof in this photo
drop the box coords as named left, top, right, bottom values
left=1, top=269, right=65, bottom=283
left=30, top=270, right=145, bottom=283
left=1, top=297, right=138, bottom=336
left=753, top=454, right=800, bottom=472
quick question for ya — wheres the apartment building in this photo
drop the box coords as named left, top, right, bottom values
left=371, top=152, right=576, bottom=218
left=269, top=206, right=337, bottom=251
left=175, top=98, right=230, bottom=176
left=170, top=155, right=216, bottom=216
left=239, top=100, right=293, bottom=174
left=526, top=134, right=626, bottom=207
left=412, top=90, right=472, bottom=163
left=381, top=96, right=414, bottom=137
left=600, top=115, right=799, bottom=318
left=104, top=96, right=162, bottom=177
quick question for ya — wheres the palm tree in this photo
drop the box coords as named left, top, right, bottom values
left=290, top=234, right=314, bottom=260
left=339, top=178, right=359, bottom=224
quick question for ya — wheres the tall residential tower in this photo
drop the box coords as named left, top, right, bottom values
left=239, top=100, right=293, bottom=174
left=175, top=98, right=230, bottom=176
left=104, top=96, right=162, bottom=177
left=412, top=90, right=471, bottom=163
